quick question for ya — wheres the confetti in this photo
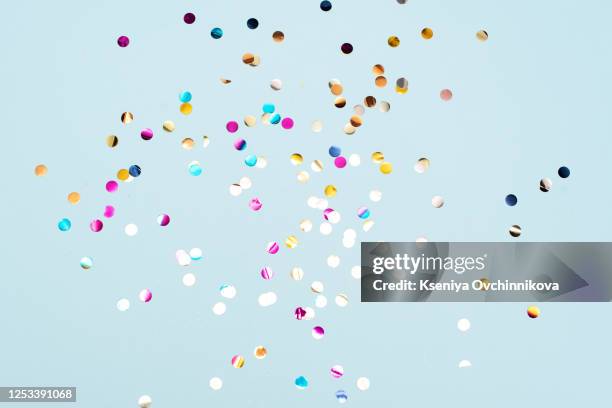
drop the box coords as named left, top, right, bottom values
left=124, top=223, right=138, bottom=236
left=183, top=12, right=196, bottom=24
left=505, top=194, right=518, bottom=207
left=315, top=295, right=327, bottom=308
left=320, top=1, right=332, bottom=11
left=295, top=376, right=309, bottom=389
left=270, top=79, right=283, bottom=91
left=387, top=36, right=400, bottom=47
left=104, top=205, right=115, bottom=218
left=476, top=30, right=489, bottom=41
left=231, top=355, right=245, bottom=368
left=106, top=135, right=119, bottom=148
left=440, top=89, right=453, bottom=101
left=137, top=395, right=152, bottom=408
left=116, top=298, right=130, bottom=312
left=431, top=195, right=444, bottom=208
left=258, top=291, right=277, bottom=306
left=254, top=346, right=267, bottom=359
left=213, top=302, right=227, bottom=316
left=421, top=27, right=434, bottom=39
left=80, top=257, right=93, bottom=269
left=527, top=305, right=540, bottom=318
left=508, top=225, right=522, bottom=238
left=266, top=242, right=280, bottom=254
left=211, top=27, right=223, bottom=39
left=260, top=266, right=274, bottom=280
left=311, top=281, right=324, bottom=293
left=209, top=377, right=223, bottom=391
left=356, top=377, right=370, bottom=391
left=220, top=284, right=237, bottom=299
left=121, top=112, right=134, bottom=124
left=312, top=326, right=325, bottom=339
left=457, top=318, right=471, bottom=332
left=458, top=360, right=472, bottom=368
left=67, top=192, right=80, bottom=205
left=247, top=18, right=259, bottom=29
left=379, top=162, right=393, bottom=174
left=290, top=267, right=305, bottom=280
left=335, top=294, right=349, bottom=307
left=139, top=289, right=152, bottom=303
left=272, top=31, right=285, bottom=42
left=90, top=219, right=103, bottom=232
left=331, top=365, right=344, bottom=378
left=558, top=166, right=570, bottom=178
left=140, top=128, right=153, bottom=141
left=336, top=390, right=348, bottom=403
left=182, top=273, right=196, bottom=287
left=540, top=178, right=552, bottom=192
left=117, top=36, right=129, bottom=47
left=162, top=120, right=175, bottom=132
left=341, top=43, right=353, bottom=54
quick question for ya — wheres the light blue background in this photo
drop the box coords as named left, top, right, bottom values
left=1, top=0, right=611, bottom=407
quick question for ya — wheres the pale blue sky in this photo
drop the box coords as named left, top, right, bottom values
left=1, top=0, right=611, bottom=407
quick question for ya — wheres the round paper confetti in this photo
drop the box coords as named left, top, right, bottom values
left=540, top=178, right=552, bottom=192
left=379, top=162, right=393, bottom=174
left=327, top=255, right=340, bottom=268
left=157, top=214, right=170, bottom=226
left=290, top=267, right=304, bottom=280
left=312, top=326, right=325, bottom=339
left=356, top=377, right=370, bottom=391
left=106, top=180, right=118, bottom=193
left=183, top=273, right=196, bottom=287
left=336, top=390, right=348, bottom=403
left=335, top=294, right=349, bottom=307
left=341, top=43, right=353, bottom=54
left=266, top=242, right=279, bottom=254
left=217, top=284, right=236, bottom=300
left=139, top=128, right=153, bottom=141
left=80, top=257, right=93, bottom=269
left=270, top=79, right=282, bottom=91
left=320, top=1, right=332, bottom=11
left=505, top=194, right=518, bottom=207
left=183, top=12, right=196, bottom=24
left=295, top=376, right=309, bottom=389
left=272, top=31, right=285, bottom=42
left=247, top=18, right=259, bottom=29
left=476, top=30, right=489, bottom=41
left=324, top=185, right=337, bottom=197
left=189, top=248, right=202, bottom=260
left=213, top=302, right=226, bottom=316
left=67, top=192, right=80, bottom=205
left=421, top=27, right=434, bottom=39
left=180, top=103, right=192, bottom=115
left=432, top=196, right=444, bottom=208
left=34, top=164, right=48, bottom=176
left=117, top=36, right=129, bottom=47
left=260, top=266, right=274, bottom=280
left=139, top=289, right=152, bottom=303
left=388, top=36, right=400, bottom=47
left=558, top=166, right=570, bottom=178
left=106, top=135, right=119, bottom=148
left=116, top=298, right=130, bottom=312
left=457, top=318, right=471, bottom=332
left=258, top=292, right=277, bottom=307
left=414, top=158, right=430, bottom=173
left=90, top=219, right=103, bottom=232
left=331, top=365, right=344, bottom=378
left=211, top=27, right=223, bottom=39
left=509, top=225, right=522, bottom=237
left=369, top=190, right=382, bottom=202
left=209, top=377, right=223, bottom=391
left=311, top=120, right=323, bottom=132
left=527, top=305, right=540, bottom=318
left=231, top=355, right=245, bottom=368
left=440, top=89, right=453, bottom=101
left=137, top=395, right=152, bottom=408
left=254, top=346, right=267, bottom=359
left=162, top=120, right=175, bottom=132
left=124, top=223, right=138, bottom=236
left=311, top=281, right=324, bottom=294
left=58, top=218, right=71, bottom=232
